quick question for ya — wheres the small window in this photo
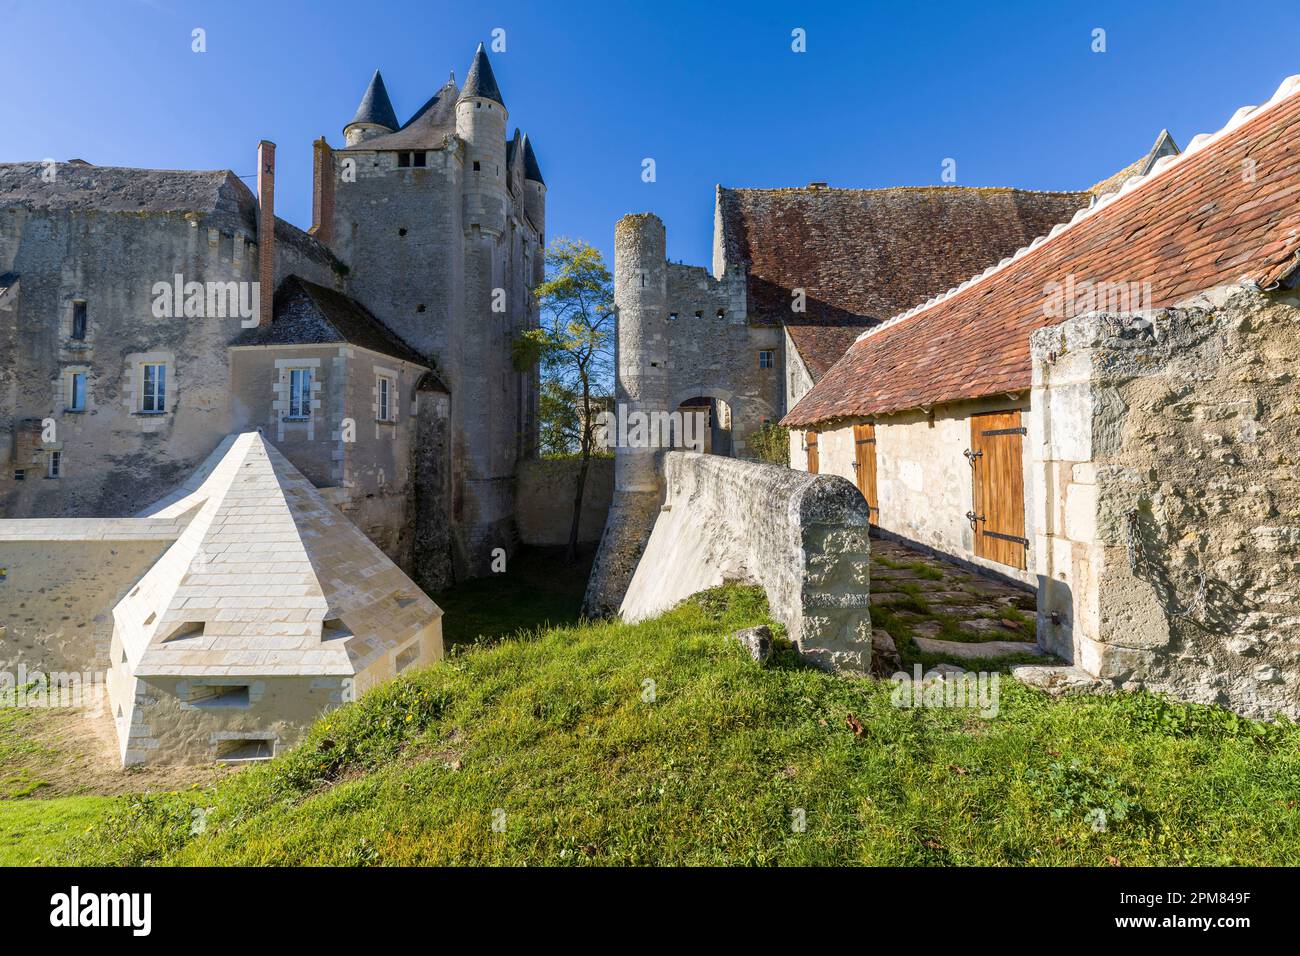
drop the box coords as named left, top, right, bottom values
left=397, top=152, right=411, bottom=168
left=694, top=310, right=703, bottom=318
left=668, top=312, right=679, bottom=321
left=287, top=368, right=313, bottom=419
left=162, top=621, right=204, bottom=642
left=395, top=641, right=420, bottom=673
left=13, top=470, right=25, bottom=481
left=68, top=372, right=86, bottom=411
left=377, top=376, right=395, bottom=423
left=716, top=309, right=726, bottom=319
left=46, top=450, right=60, bottom=479
left=141, top=363, right=166, bottom=413
left=758, top=350, right=775, bottom=369
left=473, top=161, right=481, bottom=172
left=398, top=227, right=408, bottom=237
left=413, top=152, right=427, bottom=168
left=71, top=301, right=87, bottom=340
left=216, top=739, right=274, bottom=762
left=190, top=684, right=251, bottom=709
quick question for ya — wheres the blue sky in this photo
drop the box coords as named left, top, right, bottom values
left=3, top=0, right=1297, bottom=266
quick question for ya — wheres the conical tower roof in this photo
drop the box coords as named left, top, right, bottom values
left=458, top=42, right=505, bottom=107
left=347, top=69, right=400, bottom=132
left=522, top=133, right=544, bottom=185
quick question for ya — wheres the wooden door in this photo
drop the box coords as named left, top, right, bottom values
left=969, top=410, right=1027, bottom=570
left=852, top=422, right=878, bottom=523
left=805, top=430, right=819, bottom=474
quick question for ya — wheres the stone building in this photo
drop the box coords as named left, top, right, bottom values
left=585, top=180, right=1109, bottom=614
left=783, top=75, right=1300, bottom=718
left=0, top=43, right=543, bottom=590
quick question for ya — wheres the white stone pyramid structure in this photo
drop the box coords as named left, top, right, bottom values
left=106, top=432, right=443, bottom=765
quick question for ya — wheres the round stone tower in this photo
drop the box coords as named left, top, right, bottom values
left=455, top=43, right=509, bottom=237
left=612, top=213, right=668, bottom=494
left=582, top=213, right=670, bottom=617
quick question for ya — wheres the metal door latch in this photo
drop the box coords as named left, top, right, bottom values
left=963, top=448, right=982, bottom=465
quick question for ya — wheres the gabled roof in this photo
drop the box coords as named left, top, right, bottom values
left=232, top=276, right=428, bottom=366
left=718, top=185, right=1091, bottom=377
left=458, top=42, right=505, bottom=107
left=1089, top=129, right=1180, bottom=199
left=117, top=433, right=441, bottom=678
left=348, top=77, right=459, bottom=152
left=782, top=75, right=1300, bottom=428
left=347, top=69, right=400, bottom=132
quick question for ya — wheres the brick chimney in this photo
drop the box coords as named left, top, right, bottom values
left=257, top=140, right=276, bottom=329
left=310, top=137, right=335, bottom=245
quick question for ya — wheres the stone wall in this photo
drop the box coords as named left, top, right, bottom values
left=1030, top=290, right=1300, bottom=719
left=620, top=451, right=872, bottom=671
left=515, top=457, right=613, bottom=546
left=0, top=518, right=184, bottom=673
left=789, top=394, right=1038, bottom=587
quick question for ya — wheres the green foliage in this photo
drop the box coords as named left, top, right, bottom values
left=52, top=583, right=1300, bottom=867
left=747, top=422, right=790, bottom=466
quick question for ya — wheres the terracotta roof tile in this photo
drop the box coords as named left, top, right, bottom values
left=718, top=185, right=1091, bottom=376
left=783, top=78, right=1300, bottom=427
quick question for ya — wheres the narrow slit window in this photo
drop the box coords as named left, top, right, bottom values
left=71, top=301, right=87, bottom=340
left=377, top=376, right=394, bottom=422
left=68, top=372, right=86, bottom=411
left=46, top=450, right=60, bottom=479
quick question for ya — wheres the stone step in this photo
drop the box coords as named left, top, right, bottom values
left=1010, top=664, right=1112, bottom=696
left=912, top=636, right=1044, bottom=660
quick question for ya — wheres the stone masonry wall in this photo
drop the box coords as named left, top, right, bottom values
left=620, top=451, right=872, bottom=671
left=515, top=457, right=613, bottom=546
left=1030, top=290, right=1300, bottom=719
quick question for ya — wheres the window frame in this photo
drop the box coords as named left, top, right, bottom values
left=376, top=374, right=396, bottom=423
left=47, top=450, right=61, bottom=479
left=286, top=367, right=313, bottom=420
left=140, top=362, right=167, bottom=414
left=67, top=371, right=87, bottom=412
left=71, top=300, right=87, bottom=340
left=758, top=349, right=775, bottom=369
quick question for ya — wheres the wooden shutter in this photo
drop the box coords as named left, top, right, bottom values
left=852, top=422, right=878, bottom=523
left=968, top=410, right=1027, bottom=570
left=805, top=430, right=819, bottom=474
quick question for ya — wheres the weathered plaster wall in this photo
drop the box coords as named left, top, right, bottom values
left=790, top=394, right=1038, bottom=586
left=515, top=457, right=613, bottom=546
left=621, top=451, right=872, bottom=671
left=1030, top=291, right=1300, bottom=719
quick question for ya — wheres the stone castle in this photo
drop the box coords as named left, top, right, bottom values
left=0, top=42, right=542, bottom=591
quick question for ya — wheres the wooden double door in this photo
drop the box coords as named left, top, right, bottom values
left=968, top=410, right=1027, bottom=570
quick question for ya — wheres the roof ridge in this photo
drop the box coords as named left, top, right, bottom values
left=850, top=74, right=1300, bottom=349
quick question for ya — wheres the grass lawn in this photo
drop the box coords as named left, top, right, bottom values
left=0, top=796, right=118, bottom=866
left=51, top=585, right=1300, bottom=866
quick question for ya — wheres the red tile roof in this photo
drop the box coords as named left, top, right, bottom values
left=717, top=185, right=1092, bottom=377
left=783, top=78, right=1300, bottom=428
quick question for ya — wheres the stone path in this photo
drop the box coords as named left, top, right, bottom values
left=868, top=537, right=1042, bottom=665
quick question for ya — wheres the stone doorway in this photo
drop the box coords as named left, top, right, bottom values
left=675, top=396, right=733, bottom=456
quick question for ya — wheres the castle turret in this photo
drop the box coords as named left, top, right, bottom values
left=612, top=213, right=668, bottom=494
left=521, top=133, right=546, bottom=253
left=344, top=70, right=399, bottom=146
left=455, top=43, right=509, bottom=236
left=581, top=213, right=670, bottom=616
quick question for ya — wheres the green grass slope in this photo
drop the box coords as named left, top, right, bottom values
left=55, top=586, right=1300, bottom=866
